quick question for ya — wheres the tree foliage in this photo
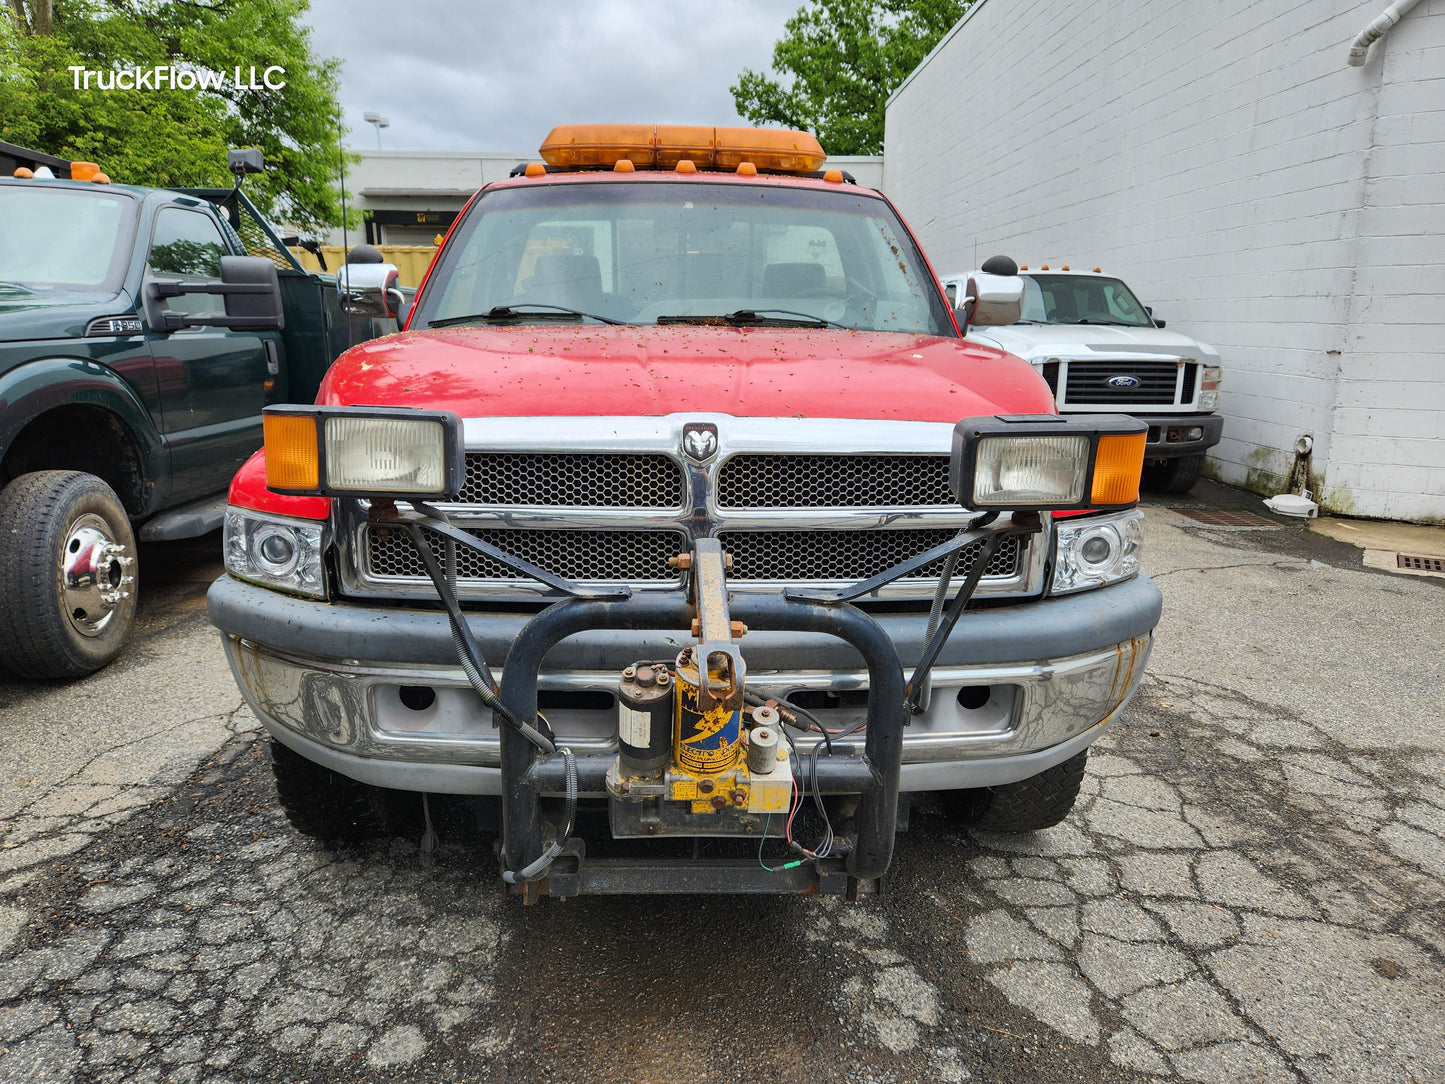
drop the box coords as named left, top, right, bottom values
left=732, top=0, right=971, bottom=156
left=0, top=0, right=348, bottom=232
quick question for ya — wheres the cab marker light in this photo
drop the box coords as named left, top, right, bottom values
left=262, top=405, right=465, bottom=499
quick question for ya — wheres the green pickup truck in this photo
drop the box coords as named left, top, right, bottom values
left=0, top=148, right=385, bottom=679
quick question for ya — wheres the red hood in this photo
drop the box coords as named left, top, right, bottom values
left=318, top=325, right=1055, bottom=421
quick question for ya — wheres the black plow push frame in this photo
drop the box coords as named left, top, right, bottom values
left=391, top=504, right=1037, bottom=900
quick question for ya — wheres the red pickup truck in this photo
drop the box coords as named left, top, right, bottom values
left=208, top=125, right=1160, bottom=899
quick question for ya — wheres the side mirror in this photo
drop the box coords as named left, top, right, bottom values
left=337, top=262, right=403, bottom=319
left=959, top=272, right=1023, bottom=328
left=144, top=255, right=284, bottom=333
left=1144, top=307, right=1166, bottom=329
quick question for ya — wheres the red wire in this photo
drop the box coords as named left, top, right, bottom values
left=785, top=773, right=801, bottom=843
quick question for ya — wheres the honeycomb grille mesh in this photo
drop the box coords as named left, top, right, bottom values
left=717, top=530, right=1020, bottom=581
left=367, top=526, right=685, bottom=582
left=460, top=453, right=683, bottom=507
left=717, top=454, right=953, bottom=508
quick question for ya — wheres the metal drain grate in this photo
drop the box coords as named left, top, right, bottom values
left=1398, top=553, right=1445, bottom=573
left=1171, top=508, right=1279, bottom=528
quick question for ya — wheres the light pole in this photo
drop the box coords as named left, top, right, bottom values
left=362, top=112, right=390, bottom=150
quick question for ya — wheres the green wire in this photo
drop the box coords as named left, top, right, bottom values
left=758, top=812, right=803, bottom=872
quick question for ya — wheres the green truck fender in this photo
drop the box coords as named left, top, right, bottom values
left=0, top=354, right=167, bottom=517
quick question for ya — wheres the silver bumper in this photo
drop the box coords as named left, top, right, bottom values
left=222, top=630, right=1152, bottom=795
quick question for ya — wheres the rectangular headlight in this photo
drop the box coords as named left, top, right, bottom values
left=951, top=414, right=1147, bottom=511
left=262, top=405, right=465, bottom=498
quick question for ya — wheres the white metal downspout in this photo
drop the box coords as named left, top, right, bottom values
left=1347, top=0, right=1424, bottom=66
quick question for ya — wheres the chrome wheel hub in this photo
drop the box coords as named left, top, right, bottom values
left=61, top=514, right=135, bottom=637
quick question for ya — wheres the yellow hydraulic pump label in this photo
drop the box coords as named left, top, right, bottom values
left=674, top=655, right=741, bottom=774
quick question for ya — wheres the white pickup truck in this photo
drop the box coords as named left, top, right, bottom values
left=940, top=260, right=1223, bottom=493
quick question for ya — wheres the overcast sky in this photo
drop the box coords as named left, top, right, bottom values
left=300, top=0, right=803, bottom=154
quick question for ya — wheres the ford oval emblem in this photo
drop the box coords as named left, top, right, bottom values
left=1106, top=374, right=1141, bottom=389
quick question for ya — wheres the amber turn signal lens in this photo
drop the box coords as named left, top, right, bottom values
left=1091, top=432, right=1146, bottom=506
left=264, top=413, right=320, bottom=491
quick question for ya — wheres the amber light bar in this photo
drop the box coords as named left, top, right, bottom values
left=537, top=124, right=827, bottom=173
left=263, top=405, right=465, bottom=499
left=950, top=414, right=1147, bottom=512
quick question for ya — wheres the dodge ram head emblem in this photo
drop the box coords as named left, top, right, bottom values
left=1106, top=374, right=1142, bottom=389
left=682, top=423, right=719, bottom=461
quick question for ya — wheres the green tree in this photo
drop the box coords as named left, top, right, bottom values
left=732, top=0, right=971, bottom=156
left=0, top=0, right=348, bottom=232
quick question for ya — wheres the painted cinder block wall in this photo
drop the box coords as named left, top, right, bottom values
left=883, top=0, right=1444, bottom=522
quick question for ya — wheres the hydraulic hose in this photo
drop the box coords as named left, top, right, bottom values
left=501, top=746, right=577, bottom=884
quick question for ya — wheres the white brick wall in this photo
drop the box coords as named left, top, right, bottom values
left=885, top=0, right=1445, bottom=522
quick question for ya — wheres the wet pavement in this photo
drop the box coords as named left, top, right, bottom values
left=1, top=487, right=1442, bottom=1083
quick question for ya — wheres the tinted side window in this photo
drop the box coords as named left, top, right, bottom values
left=149, top=208, right=228, bottom=316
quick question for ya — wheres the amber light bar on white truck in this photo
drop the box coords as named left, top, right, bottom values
left=950, top=414, right=1148, bottom=511
left=262, top=405, right=465, bottom=498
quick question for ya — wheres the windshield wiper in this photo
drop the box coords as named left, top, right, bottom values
left=657, top=308, right=847, bottom=329
left=0, top=280, right=34, bottom=295
left=428, top=304, right=625, bottom=328
left=1075, top=318, right=1138, bottom=326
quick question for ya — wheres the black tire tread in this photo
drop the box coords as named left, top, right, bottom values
left=0, top=471, right=137, bottom=679
left=269, top=739, right=383, bottom=842
left=956, top=750, right=1088, bottom=832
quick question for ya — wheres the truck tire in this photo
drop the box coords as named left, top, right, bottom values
left=953, top=750, right=1088, bottom=832
left=1142, top=453, right=1204, bottom=495
left=269, top=739, right=422, bottom=842
left=0, top=471, right=138, bottom=679
left=270, top=739, right=381, bottom=841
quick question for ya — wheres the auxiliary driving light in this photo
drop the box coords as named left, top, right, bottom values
left=950, top=414, right=1147, bottom=511
left=262, top=405, right=465, bottom=498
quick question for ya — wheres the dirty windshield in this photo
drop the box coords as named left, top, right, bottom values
left=1020, top=274, right=1154, bottom=327
left=0, top=186, right=137, bottom=295
left=415, top=180, right=954, bottom=334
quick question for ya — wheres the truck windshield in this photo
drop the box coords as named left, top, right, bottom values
left=0, top=186, right=137, bottom=295
left=1020, top=274, right=1154, bottom=327
left=415, top=180, right=954, bottom=335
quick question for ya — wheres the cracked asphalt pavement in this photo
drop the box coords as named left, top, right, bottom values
left=1, top=488, right=1443, bottom=1083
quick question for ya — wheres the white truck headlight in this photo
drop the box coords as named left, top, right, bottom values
left=262, top=405, right=465, bottom=498
left=1053, top=509, right=1144, bottom=594
left=1199, top=366, right=1222, bottom=410
left=224, top=510, right=329, bottom=598
left=950, top=414, right=1147, bottom=511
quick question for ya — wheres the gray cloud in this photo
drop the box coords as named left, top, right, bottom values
left=301, top=0, right=801, bottom=152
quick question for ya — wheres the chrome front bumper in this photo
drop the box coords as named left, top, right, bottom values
left=219, top=621, right=1153, bottom=795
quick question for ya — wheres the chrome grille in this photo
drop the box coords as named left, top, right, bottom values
left=367, top=526, right=685, bottom=582
left=1064, top=361, right=1187, bottom=406
left=717, top=454, right=953, bottom=508
left=718, top=530, right=1020, bottom=581
left=460, top=453, right=683, bottom=507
